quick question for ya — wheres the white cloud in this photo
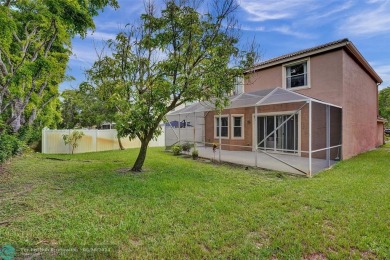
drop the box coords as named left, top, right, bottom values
left=240, top=25, right=265, bottom=31
left=88, top=31, right=117, bottom=41
left=340, top=1, right=390, bottom=36
left=238, top=0, right=356, bottom=39
left=94, top=21, right=124, bottom=31
left=69, top=31, right=116, bottom=65
left=70, top=42, right=108, bottom=65
left=238, top=0, right=390, bottom=40
left=69, top=49, right=96, bottom=65
left=366, top=0, right=386, bottom=3
left=239, top=0, right=315, bottom=22
left=269, top=26, right=314, bottom=39
left=241, top=24, right=314, bottom=39
left=314, top=1, right=353, bottom=19
left=121, top=0, right=145, bottom=15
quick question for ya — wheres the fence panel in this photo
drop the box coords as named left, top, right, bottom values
left=42, top=128, right=165, bottom=154
left=42, top=129, right=71, bottom=154
left=96, top=129, right=121, bottom=151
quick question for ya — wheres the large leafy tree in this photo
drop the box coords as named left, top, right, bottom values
left=87, top=0, right=258, bottom=171
left=60, top=89, right=81, bottom=129
left=60, top=84, right=109, bottom=129
left=60, top=83, right=124, bottom=148
left=0, top=0, right=118, bottom=133
left=379, top=86, right=390, bottom=127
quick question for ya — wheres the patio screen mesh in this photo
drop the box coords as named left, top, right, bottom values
left=165, top=87, right=342, bottom=176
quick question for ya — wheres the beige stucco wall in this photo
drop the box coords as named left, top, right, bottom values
left=295, top=50, right=344, bottom=106
left=342, top=51, right=379, bottom=159
left=245, top=50, right=344, bottom=107
left=245, top=66, right=282, bottom=92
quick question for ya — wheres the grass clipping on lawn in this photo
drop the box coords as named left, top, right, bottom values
left=0, top=146, right=389, bottom=259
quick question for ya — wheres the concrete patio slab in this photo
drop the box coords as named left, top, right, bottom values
left=196, top=146, right=336, bottom=176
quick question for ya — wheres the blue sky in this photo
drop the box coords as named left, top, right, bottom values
left=62, top=0, right=390, bottom=91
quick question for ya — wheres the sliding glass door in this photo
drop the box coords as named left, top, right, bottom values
left=257, top=114, right=298, bottom=154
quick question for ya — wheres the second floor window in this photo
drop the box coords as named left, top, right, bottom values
left=286, top=61, right=308, bottom=88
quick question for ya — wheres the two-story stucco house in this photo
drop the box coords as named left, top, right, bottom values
left=167, top=39, right=385, bottom=175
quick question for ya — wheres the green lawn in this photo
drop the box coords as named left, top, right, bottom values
left=1, top=145, right=390, bottom=259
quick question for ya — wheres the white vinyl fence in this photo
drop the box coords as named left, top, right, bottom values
left=42, top=128, right=165, bottom=154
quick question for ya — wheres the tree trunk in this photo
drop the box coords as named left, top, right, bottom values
left=131, top=138, right=151, bottom=172
left=9, top=99, right=24, bottom=132
left=131, top=116, right=163, bottom=172
left=117, top=135, right=124, bottom=150
left=28, top=109, right=37, bottom=125
left=10, top=114, right=21, bottom=133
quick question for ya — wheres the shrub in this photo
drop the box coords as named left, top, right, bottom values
left=182, top=142, right=192, bottom=153
left=192, top=149, right=199, bottom=160
left=172, top=145, right=182, bottom=156
left=17, top=125, right=42, bottom=152
left=62, top=131, right=84, bottom=154
left=0, top=133, right=25, bottom=163
left=18, top=125, right=42, bottom=144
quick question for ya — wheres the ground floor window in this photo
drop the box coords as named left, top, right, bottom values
left=215, top=116, right=229, bottom=138
left=257, top=114, right=299, bottom=153
left=231, top=115, right=244, bottom=139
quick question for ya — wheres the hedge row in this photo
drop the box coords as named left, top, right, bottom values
left=0, top=133, right=25, bottom=163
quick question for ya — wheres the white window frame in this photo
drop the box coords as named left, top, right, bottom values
left=214, top=115, right=229, bottom=139
left=282, top=58, right=311, bottom=90
left=231, top=114, right=244, bottom=140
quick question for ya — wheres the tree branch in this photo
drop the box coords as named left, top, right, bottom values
left=0, top=52, right=9, bottom=76
left=44, top=19, right=58, bottom=57
left=12, top=32, right=21, bottom=43
left=3, top=0, right=12, bottom=7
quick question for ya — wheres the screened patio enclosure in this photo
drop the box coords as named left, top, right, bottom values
left=166, top=87, right=342, bottom=176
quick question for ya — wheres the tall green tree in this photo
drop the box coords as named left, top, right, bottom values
left=0, top=0, right=118, bottom=133
left=60, top=82, right=124, bottom=149
left=87, top=0, right=258, bottom=171
left=379, top=86, right=390, bottom=127
left=60, top=83, right=114, bottom=129
left=60, top=89, right=81, bottom=129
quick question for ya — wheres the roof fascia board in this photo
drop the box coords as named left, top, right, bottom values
left=344, top=43, right=383, bottom=84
